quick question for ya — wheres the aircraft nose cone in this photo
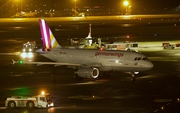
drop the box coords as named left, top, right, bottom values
left=148, top=62, right=154, bottom=69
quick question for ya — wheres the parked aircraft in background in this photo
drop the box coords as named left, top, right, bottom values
left=68, top=23, right=101, bottom=49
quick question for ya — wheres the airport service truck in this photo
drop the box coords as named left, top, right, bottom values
left=5, top=91, right=54, bottom=109
left=22, top=41, right=37, bottom=52
left=162, top=42, right=175, bottom=49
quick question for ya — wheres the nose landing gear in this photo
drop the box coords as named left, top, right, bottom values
left=131, top=74, right=136, bottom=82
left=126, top=72, right=138, bottom=82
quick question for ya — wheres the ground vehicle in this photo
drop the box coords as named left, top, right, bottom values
left=162, top=42, right=175, bottom=49
left=5, top=92, right=54, bottom=109
left=22, top=41, right=36, bottom=52
left=175, top=42, right=180, bottom=47
left=104, top=41, right=138, bottom=51
left=21, top=41, right=36, bottom=58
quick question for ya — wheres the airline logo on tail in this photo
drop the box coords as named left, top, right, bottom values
left=39, top=19, right=61, bottom=51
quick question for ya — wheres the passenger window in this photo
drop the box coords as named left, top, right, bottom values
left=138, top=57, right=141, bottom=60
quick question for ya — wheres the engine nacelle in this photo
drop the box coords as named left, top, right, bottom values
left=76, top=68, right=99, bottom=79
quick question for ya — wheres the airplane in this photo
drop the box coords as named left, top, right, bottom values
left=85, top=23, right=93, bottom=46
left=12, top=19, right=154, bottom=81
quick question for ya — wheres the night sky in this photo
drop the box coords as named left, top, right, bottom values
left=0, top=0, right=180, bottom=9
left=37, top=0, right=180, bottom=8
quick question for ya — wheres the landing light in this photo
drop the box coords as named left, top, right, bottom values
left=134, top=72, right=139, bottom=74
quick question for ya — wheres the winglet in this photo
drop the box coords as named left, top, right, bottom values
left=12, top=59, right=18, bottom=65
left=86, top=24, right=92, bottom=39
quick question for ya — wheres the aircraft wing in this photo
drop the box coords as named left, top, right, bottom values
left=12, top=59, right=102, bottom=68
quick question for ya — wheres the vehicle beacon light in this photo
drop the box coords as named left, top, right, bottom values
left=41, top=91, right=45, bottom=95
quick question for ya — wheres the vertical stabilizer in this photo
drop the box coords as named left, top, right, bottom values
left=39, top=19, right=61, bottom=51
left=85, top=24, right=92, bottom=46
left=86, top=24, right=92, bottom=39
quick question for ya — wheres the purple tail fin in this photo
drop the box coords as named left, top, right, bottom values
left=39, top=19, right=61, bottom=50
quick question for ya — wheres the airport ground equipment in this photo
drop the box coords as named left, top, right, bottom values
left=21, top=41, right=36, bottom=58
left=175, top=42, right=180, bottom=47
left=162, top=42, right=175, bottom=49
left=5, top=91, right=54, bottom=109
left=104, top=41, right=138, bottom=51
left=22, top=41, right=36, bottom=52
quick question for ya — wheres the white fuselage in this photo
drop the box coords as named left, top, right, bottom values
left=40, top=48, right=153, bottom=72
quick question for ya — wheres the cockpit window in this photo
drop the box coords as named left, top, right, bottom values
left=134, top=57, right=149, bottom=61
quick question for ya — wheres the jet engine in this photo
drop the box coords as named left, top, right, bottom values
left=76, top=68, right=99, bottom=79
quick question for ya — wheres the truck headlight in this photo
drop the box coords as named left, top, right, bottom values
left=21, top=52, right=27, bottom=58
left=48, top=103, right=54, bottom=107
left=27, top=52, right=33, bottom=58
